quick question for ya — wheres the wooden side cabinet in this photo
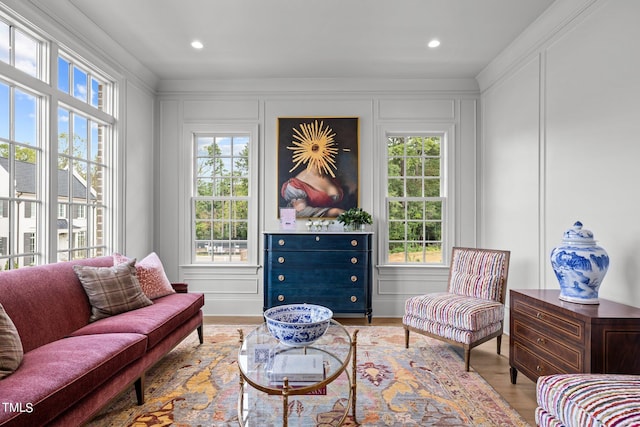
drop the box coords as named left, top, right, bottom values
left=263, top=232, right=373, bottom=322
left=509, top=289, right=640, bottom=384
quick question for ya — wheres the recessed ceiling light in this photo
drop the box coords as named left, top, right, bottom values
left=427, top=39, right=441, bottom=48
left=191, top=40, right=204, bottom=49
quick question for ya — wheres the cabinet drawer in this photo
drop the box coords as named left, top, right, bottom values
left=266, top=288, right=366, bottom=310
left=266, top=267, right=367, bottom=287
left=266, top=233, right=369, bottom=251
left=511, top=341, right=571, bottom=379
left=512, top=297, right=585, bottom=343
left=266, top=251, right=367, bottom=268
left=512, top=318, right=583, bottom=370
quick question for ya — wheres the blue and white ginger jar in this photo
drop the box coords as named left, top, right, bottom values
left=550, top=221, right=609, bottom=304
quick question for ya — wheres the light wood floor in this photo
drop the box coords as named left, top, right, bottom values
left=205, top=316, right=538, bottom=426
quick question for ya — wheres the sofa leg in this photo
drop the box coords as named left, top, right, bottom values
left=404, top=327, right=409, bottom=349
left=135, top=376, right=145, bottom=405
left=464, top=348, right=471, bottom=372
left=496, top=334, right=502, bottom=355
left=197, top=324, right=204, bottom=344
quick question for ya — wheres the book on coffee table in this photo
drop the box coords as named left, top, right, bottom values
left=269, top=354, right=325, bottom=382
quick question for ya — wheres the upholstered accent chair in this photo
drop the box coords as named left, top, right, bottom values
left=536, top=374, right=640, bottom=426
left=403, top=247, right=510, bottom=371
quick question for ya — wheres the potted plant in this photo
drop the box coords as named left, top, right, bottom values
left=336, top=207, right=373, bottom=231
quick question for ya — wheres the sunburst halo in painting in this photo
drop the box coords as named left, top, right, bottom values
left=287, top=120, right=339, bottom=177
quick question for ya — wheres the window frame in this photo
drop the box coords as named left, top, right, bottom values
left=377, top=123, right=455, bottom=268
left=182, top=123, right=259, bottom=267
left=0, top=10, right=120, bottom=267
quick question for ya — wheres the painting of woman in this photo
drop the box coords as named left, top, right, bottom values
left=278, top=118, right=359, bottom=218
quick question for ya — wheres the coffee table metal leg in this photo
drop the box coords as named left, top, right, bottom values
left=282, top=378, right=290, bottom=427
left=351, top=329, right=359, bottom=423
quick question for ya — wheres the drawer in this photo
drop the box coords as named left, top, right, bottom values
left=266, top=288, right=366, bottom=311
left=265, top=260, right=368, bottom=286
left=512, top=297, right=585, bottom=343
left=265, top=233, right=370, bottom=251
left=511, top=341, right=571, bottom=379
left=266, top=251, right=368, bottom=268
left=512, top=318, right=583, bottom=370
left=266, top=270, right=369, bottom=293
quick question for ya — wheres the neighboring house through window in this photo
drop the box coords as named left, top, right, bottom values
left=0, top=10, right=117, bottom=269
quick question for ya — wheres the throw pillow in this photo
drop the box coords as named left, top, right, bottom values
left=74, top=260, right=153, bottom=322
left=112, top=252, right=175, bottom=299
left=0, top=303, right=23, bottom=379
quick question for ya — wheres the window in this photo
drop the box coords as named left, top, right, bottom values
left=58, top=54, right=110, bottom=111
left=0, top=20, right=42, bottom=79
left=0, top=81, right=41, bottom=268
left=56, top=106, right=110, bottom=262
left=385, top=134, right=446, bottom=264
left=192, top=133, right=250, bottom=263
left=0, top=12, right=117, bottom=269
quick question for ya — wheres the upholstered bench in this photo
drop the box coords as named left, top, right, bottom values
left=536, top=374, right=640, bottom=426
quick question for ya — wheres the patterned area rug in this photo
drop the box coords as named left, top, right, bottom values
left=90, top=325, right=529, bottom=426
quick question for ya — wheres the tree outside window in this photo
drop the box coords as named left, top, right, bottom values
left=193, top=134, right=250, bottom=263
left=386, top=135, right=445, bottom=264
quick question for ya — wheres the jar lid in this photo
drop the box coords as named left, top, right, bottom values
left=562, top=221, right=595, bottom=243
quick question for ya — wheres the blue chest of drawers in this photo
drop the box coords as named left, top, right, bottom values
left=263, top=232, right=373, bottom=322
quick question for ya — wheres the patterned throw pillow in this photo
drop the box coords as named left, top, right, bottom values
left=0, top=303, right=23, bottom=379
left=112, top=252, right=175, bottom=299
left=74, top=260, right=153, bottom=322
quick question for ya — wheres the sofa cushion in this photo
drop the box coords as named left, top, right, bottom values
left=0, top=256, right=114, bottom=353
left=0, top=333, right=147, bottom=427
left=0, top=302, right=23, bottom=379
left=70, top=292, right=204, bottom=349
left=113, top=252, right=176, bottom=299
left=536, top=374, right=640, bottom=427
left=74, top=260, right=153, bottom=322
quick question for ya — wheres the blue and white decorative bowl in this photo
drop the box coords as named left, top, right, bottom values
left=550, top=221, right=609, bottom=304
left=264, top=304, right=333, bottom=346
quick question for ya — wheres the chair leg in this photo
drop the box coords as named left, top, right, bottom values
left=496, top=334, right=502, bottom=355
left=404, top=327, right=410, bottom=349
left=464, top=348, right=471, bottom=372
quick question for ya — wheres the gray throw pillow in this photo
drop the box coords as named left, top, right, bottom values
left=74, top=259, right=153, bottom=322
left=0, top=303, right=23, bottom=379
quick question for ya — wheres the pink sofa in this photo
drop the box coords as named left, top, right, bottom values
left=0, top=256, right=204, bottom=427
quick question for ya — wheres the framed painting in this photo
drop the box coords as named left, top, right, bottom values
left=277, top=117, right=359, bottom=218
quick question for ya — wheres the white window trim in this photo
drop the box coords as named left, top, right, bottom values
left=376, top=122, right=456, bottom=269
left=179, top=123, right=259, bottom=270
left=0, top=5, right=125, bottom=264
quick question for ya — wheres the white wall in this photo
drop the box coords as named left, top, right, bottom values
left=121, top=81, right=156, bottom=258
left=156, top=82, right=480, bottom=317
left=478, top=0, right=640, bottom=326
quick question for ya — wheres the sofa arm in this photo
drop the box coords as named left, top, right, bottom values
left=171, top=283, right=189, bottom=293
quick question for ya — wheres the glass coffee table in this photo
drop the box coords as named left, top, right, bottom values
left=237, top=320, right=358, bottom=426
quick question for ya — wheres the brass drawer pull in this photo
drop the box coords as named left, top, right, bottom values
left=351, top=296, right=357, bottom=302
left=536, top=312, right=544, bottom=320
left=536, top=338, right=546, bottom=345
left=278, top=295, right=285, bottom=302
left=536, top=365, right=543, bottom=372
left=351, top=240, right=358, bottom=247
left=351, top=257, right=358, bottom=264
left=278, top=256, right=285, bottom=264
left=351, top=275, right=358, bottom=282
left=278, top=239, right=285, bottom=246
left=278, top=274, right=285, bottom=282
